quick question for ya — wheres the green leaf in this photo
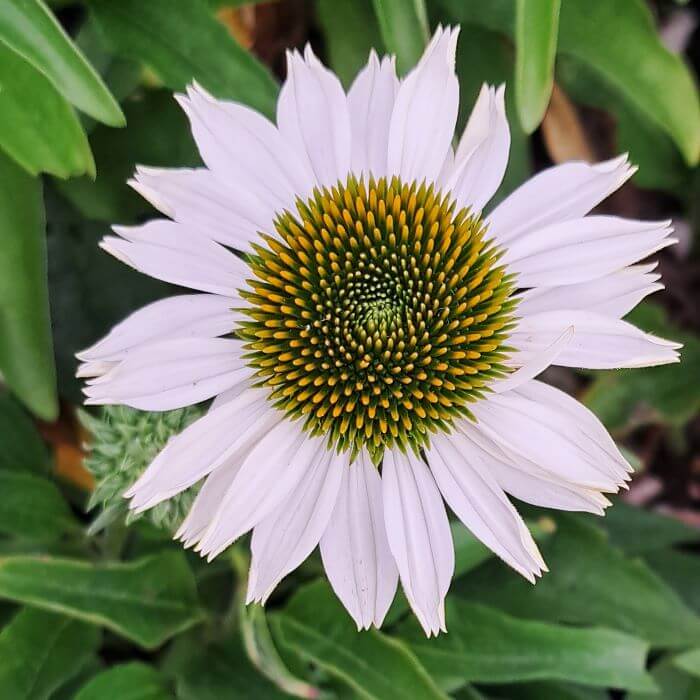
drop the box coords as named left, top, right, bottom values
left=169, top=633, right=289, bottom=700
left=0, top=152, right=58, bottom=420
left=0, top=0, right=124, bottom=126
left=0, top=608, right=100, bottom=700
left=371, top=0, right=429, bottom=75
left=596, top=501, right=700, bottom=555
left=491, top=682, right=608, bottom=700
left=0, top=552, right=205, bottom=648
left=272, top=580, right=448, bottom=700
left=629, top=657, right=700, bottom=700
left=435, top=0, right=700, bottom=165
left=515, top=0, right=560, bottom=133
left=317, top=0, right=382, bottom=88
left=583, top=303, right=699, bottom=431
left=0, top=392, right=50, bottom=473
left=88, top=0, right=278, bottom=117
left=55, top=89, right=200, bottom=224
left=74, top=663, right=172, bottom=700
left=0, top=470, right=79, bottom=541
left=398, top=599, right=654, bottom=692
left=0, top=42, right=93, bottom=178
left=455, top=515, right=700, bottom=648
left=644, top=549, right=700, bottom=615
left=674, top=649, right=700, bottom=679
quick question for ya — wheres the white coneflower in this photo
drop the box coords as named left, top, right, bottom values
left=77, top=27, right=679, bottom=636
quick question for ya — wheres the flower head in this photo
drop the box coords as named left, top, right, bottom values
left=78, top=26, right=679, bottom=635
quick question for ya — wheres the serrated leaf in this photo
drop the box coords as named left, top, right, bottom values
left=0, top=470, right=80, bottom=541
left=88, top=0, right=278, bottom=117
left=0, top=392, right=50, bottom=473
left=515, top=0, right=560, bottom=133
left=272, top=579, right=448, bottom=700
left=74, top=663, right=172, bottom=700
left=455, top=514, right=700, bottom=648
left=0, top=608, right=100, bottom=700
left=0, top=0, right=124, bottom=126
left=0, top=552, right=205, bottom=648
left=398, top=599, right=654, bottom=692
left=0, top=152, right=58, bottom=420
left=0, top=43, right=93, bottom=178
left=371, top=0, right=429, bottom=75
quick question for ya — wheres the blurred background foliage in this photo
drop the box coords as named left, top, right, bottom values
left=0, top=0, right=699, bottom=697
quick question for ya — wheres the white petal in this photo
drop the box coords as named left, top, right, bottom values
left=125, top=388, right=276, bottom=510
left=486, top=155, right=636, bottom=245
left=511, top=309, right=681, bottom=369
left=470, top=387, right=631, bottom=492
left=101, top=221, right=246, bottom=297
left=176, top=84, right=313, bottom=212
left=347, top=51, right=399, bottom=178
left=426, top=431, right=545, bottom=581
left=516, top=264, right=663, bottom=319
left=76, top=360, right=117, bottom=379
left=195, top=423, right=326, bottom=560
left=502, top=216, right=675, bottom=288
left=277, top=45, right=351, bottom=187
left=83, top=337, right=250, bottom=410
left=456, top=422, right=611, bottom=515
left=382, top=449, right=454, bottom=636
left=387, top=26, right=460, bottom=185
left=247, top=449, right=345, bottom=604
left=129, top=167, right=267, bottom=250
left=447, top=84, right=510, bottom=213
left=77, top=294, right=237, bottom=363
left=320, top=450, right=398, bottom=630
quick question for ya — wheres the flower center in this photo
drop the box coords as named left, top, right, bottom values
left=238, top=175, right=516, bottom=463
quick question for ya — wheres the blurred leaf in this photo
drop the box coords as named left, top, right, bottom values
left=0, top=608, right=100, bottom=700
left=455, top=515, right=700, bottom=648
left=272, top=580, right=448, bottom=699
left=644, top=549, right=700, bottom=615
left=88, top=0, right=278, bottom=117
left=74, top=663, right=172, bottom=700
left=0, top=0, right=124, bottom=126
left=0, top=152, right=58, bottom=421
left=674, top=649, right=700, bottom=679
left=490, top=682, right=608, bottom=699
left=0, top=42, right=93, bottom=178
left=515, top=0, right=560, bottom=133
left=317, top=0, right=382, bottom=88
left=56, top=90, right=200, bottom=224
left=0, top=470, right=79, bottom=541
left=583, top=303, right=699, bottom=431
left=596, top=501, right=700, bottom=555
left=0, top=392, right=50, bottom=474
left=0, top=552, right=205, bottom=648
left=169, top=633, right=288, bottom=700
left=398, top=599, right=654, bottom=692
left=371, top=0, right=429, bottom=75
left=434, top=0, right=700, bottom=165
left=629, top=657, right=700, bottom=699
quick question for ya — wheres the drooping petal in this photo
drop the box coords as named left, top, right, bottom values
left=347, top=51, right=399, bottom=178
left=125, top=388, right=277, bottom=510
left=195, top=424, right=327, bottom=561
left=486, top=155, right=636, bottom=245
left=129, top=167, right=267, bottom=250
left=101, top=220, right=247, bottom=297
left=83, top=338, right=251, bottom=410
left=277, top=45, right=351, bottom=187
left=510, top=309, right=681, bottom=369
left=447, top=84, right=510, bottom=213
left=515, top=264, right=663, bottom=319
left=320, top=450, right=398, bottom=630
left=426, top=431, right=545, bottom=581
left=502, top=216, right=675, bottom=288
left=470, top=385, right=631, bottom=492
left=382, top=449, right=454, bottom=636
left=176, top=83, right=313, bottom=211
left=77, top=294, right=237, bottom=363
left=247, top=449, right=345, bottom=604
left=387, top=26, right=460, bottom=185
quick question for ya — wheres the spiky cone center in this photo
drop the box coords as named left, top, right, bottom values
left=238, top=174, right=517, bottom=463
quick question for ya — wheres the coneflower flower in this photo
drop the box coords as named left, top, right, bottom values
left=77, top=27, right=679, bottom=636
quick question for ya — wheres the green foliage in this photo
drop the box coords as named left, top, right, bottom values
left=73, top=663, right=172, bottom=700
left=371, top=0, right=430, bottom=75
